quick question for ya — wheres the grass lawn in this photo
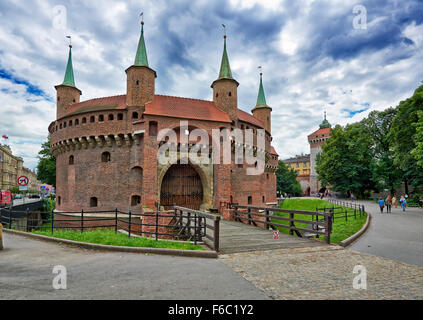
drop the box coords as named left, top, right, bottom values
left=32, top=228, right=206, bottom=251
left=271, top=199, right=367, bottom=244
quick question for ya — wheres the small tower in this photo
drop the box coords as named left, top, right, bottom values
left=55, top=43, right=82, bottom=119
left=308, top=112, right=332, bottom=194
left=211, top=33, right=239, bottom=121
left=126, top=19, right=156, bottom=113
left=252, top=72, right=272, bottom=133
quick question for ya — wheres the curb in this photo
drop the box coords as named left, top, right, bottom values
left=339, top=211, right=372, bottom=247
left=3, top=229, right=218, bottom=259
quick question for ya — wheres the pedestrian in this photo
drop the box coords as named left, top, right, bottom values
left=419, top=197, right=423, bottom=209
left=386, top=195, right=392, bottom=213
left=351, top=193, right=354, bottom=202
left=378, top=197, right=385, bottom=213
left=400, top=195, right=406, bottom=212
left=392, top=194, right=397, bottom=208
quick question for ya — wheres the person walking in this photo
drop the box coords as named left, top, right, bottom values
left=386, top=195, right=392, bottom=213
left=400, top=195, right=407, bottom=212
left=378, top=198, right=385, bottom=213
left=392, top=194, right=397, bottom=208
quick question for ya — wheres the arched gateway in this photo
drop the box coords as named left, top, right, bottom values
left=160, top=164, right=204, bottom=210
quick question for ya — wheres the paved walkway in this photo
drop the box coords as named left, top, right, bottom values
left=0, top=233, right=268, bottom=300
left=348, top=201, right=423, bottom=267
left=218, top=220, right=328, bottom=254
left=2, top=231, right=422, bottom=300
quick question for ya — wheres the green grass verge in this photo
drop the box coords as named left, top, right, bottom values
left=32, top=228, right=205, bottom=251
left=271, top=199, right=367, bottom=244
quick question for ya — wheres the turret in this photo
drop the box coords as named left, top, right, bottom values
left=211, top=34, right=239, bottom=122
left=55, top=43, right=82, bottom=119
left=126, top=20, right=156, bottom=113
left=252, top=72, right=272, bottom=133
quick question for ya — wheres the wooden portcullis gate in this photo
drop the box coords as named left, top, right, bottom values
left=160, top=164, right=204, bottom=210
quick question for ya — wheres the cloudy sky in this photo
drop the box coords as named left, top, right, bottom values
left=1, top=0, right=423, bottom=170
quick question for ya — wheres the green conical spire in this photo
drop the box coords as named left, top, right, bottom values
left=319, top=111, right=331, bottom=128
left=62, top=45, right=76, bottom=87
left=252, top=72, right=271, bottom=111
left=256, top=73, right=267, bottom=106
left=218, top=36, right=233, bottom=80
left=134, top=22, right=149, bottom=67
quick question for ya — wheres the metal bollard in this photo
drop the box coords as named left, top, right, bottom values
left=0, top=223, right=3, bottom=250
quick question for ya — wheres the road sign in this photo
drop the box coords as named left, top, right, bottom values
left=273, top=230, right=279, bottom=240
left=19, top=186, right=28, bottom=191
left=40, top=186, right=46, bottom=191
left=17, top=176, right=29, bottom=187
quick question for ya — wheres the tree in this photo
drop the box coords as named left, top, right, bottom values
left=316, top=123, right=374, bottom=197
left=361, top=108, right=402, bottom=194
left=275, top=161, right=303, bottom=196
left=389, top=84, right=423, bottom=193
left=36, top=135, right=56, bottom=187
left=411, top=110, right=423, bottom=168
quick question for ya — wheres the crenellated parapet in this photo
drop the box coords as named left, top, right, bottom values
left=51, top=132, right=145, bottom=157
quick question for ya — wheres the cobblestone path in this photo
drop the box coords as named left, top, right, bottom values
left=220, top=246, right=423, bottom=300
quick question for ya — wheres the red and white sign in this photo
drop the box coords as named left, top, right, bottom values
left=17, top=176, right=29, bottom=187
left=273, top=230, right=280, bottom=240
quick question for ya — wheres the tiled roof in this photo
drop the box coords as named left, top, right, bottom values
left=237, top=109, right=264, bottom=128
left=144, top=95, right=231, bottom=123
left=270, top=146, right=278, bottom=156
left=66, top=95, right=126, bottom=116
left=64, top=95, right=265, bottom=128
left=308, top=127, right=331, bottom=138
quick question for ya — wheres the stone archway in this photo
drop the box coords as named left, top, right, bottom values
left=158, top=159, right=213, bottom=211
left=160, top=164, right=203, bottom=210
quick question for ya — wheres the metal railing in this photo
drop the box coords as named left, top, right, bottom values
left=0, top=204, right=221, bottom=251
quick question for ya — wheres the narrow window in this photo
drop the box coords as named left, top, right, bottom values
left=248, top=196, right=252, bottom=205
left=90, top=197, right=98, bottom=207
left=131, top=195, right=141, bottom=206
left=58, top=196, right=61, bottom=205
left=118, top=113, right=123, bottom=120
left=69, top=155, right=74, bottom=165
left=72, top=98, right=76, bottom=103
left=108, top=114, right=114, bottom=121
left=57, top=97, right=60, bottom=101
left=132, top=112, right=138, bottom=119
left=101, top=152, right=111, bottom=163
left=99, top=115, right=104, bottom=122
left=69, top=120, right=72, bottom=126
left=90, top=116, right=95, bottom=123
left=63, top=122, right=67, bottom=128
left=228, top=92, right=232, bottom=96
left=216, top=93, right=219, bottom=98
left=59, top=123, right=62, bottom=129
left=149, top=121, right=158, bottom=136
left=136, top=80, right=139, bottom=85
left=82, top=117, right=87, bottom=124
left=262, top=196, right=265, bottom=203
left=75, top=119, right=79, bottom=125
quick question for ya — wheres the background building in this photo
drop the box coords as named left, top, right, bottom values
left=308, top=113, right=331, bottom=194
left=0, top=144, right=23, bottom=190
left=0, top=144, right=39, bottom=192
left=282, top=154, right=311, bottom=195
